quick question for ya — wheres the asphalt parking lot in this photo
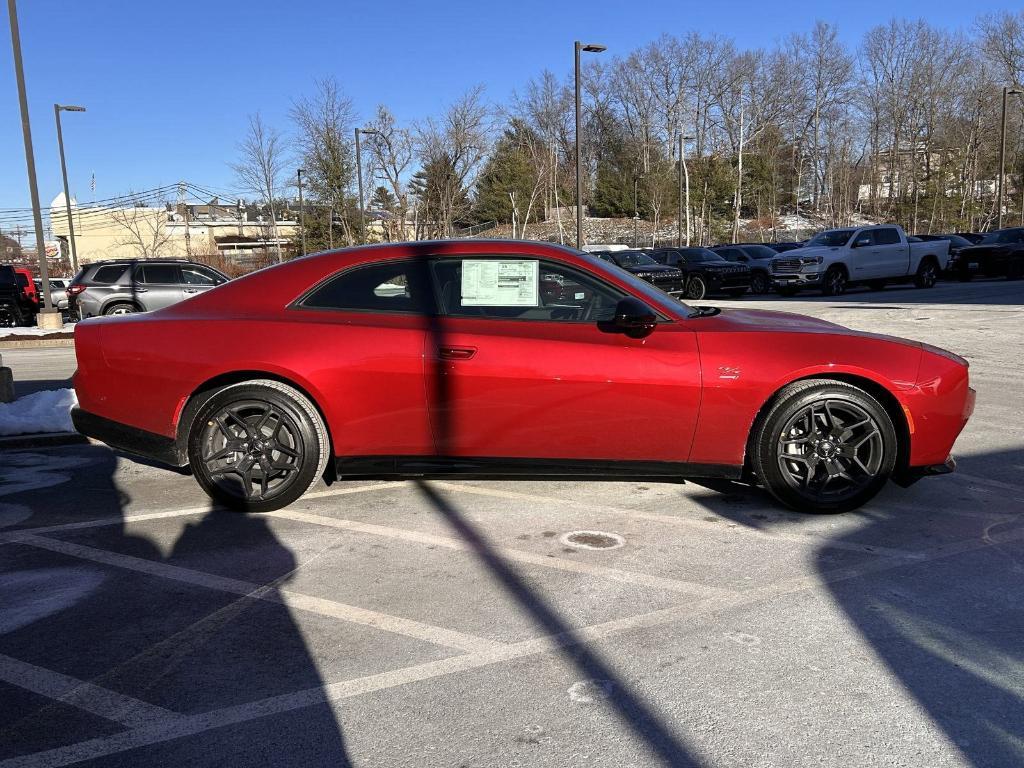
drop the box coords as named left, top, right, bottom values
left=1, top=279, right=1022, bottom=767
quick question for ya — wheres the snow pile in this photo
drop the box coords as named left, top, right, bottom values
left=0, top=323, right=75, bottom=338
left=0, top=389, right=78, bottom=436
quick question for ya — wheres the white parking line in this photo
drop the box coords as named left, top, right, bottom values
left=0, top=654, right=178, bottom=729
left=8, top=533, right=499, bottom=654
left=267, top=509, right=734, bottom=599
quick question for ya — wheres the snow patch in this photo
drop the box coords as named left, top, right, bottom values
left=0, top=323, right=75, bottom=338
left=0, top=388, right=78, bottom=436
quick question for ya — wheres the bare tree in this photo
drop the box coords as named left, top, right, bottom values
left=111, top=201, right=173, bottom=257
left=364, top=105, right=414, bottom=240
left=232, top=113, right=287, bottom=262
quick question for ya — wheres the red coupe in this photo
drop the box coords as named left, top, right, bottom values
left=72, top=240, right=975, bottom=514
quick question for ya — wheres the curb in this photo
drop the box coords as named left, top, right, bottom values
left=0, top=337, right=75, bottom=349
left=0, top=431, right=88, bottom=451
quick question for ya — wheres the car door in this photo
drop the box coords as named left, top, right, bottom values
left=423, top=254, right=702, bottom=466
left=861, top=227, right=905, bottom=278
left=133, top=263, right=184, bottom=310
left=180, top=264, right=228, bottom=299
left=288, top=258, right=435, bottom=459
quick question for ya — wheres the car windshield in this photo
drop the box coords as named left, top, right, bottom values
left=979, top=229, right=1023, bottom=245
left=806, top=229, right=856, bottom=247
left=740, top=245, right=778, bottom=259
left=613, top=251, right=658, bottom=268
left=681, top=248, right=726, bottom=262
left=581, top=253, right=691, bottom=317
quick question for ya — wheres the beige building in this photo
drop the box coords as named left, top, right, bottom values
left=49, top=193, right=298, bottom=264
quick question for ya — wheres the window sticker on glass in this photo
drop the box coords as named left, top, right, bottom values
left=461, top=260, right=539, bottom=306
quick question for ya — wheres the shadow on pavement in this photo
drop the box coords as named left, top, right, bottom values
left=0, top=447, right=352, bottom=766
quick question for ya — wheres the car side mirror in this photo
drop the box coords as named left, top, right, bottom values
left=852, top=237, right=871, bottom=248
left=610, top=297, right=657, bottom=338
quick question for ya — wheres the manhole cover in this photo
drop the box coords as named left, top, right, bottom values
left=559, top=530, right=625, bottom=550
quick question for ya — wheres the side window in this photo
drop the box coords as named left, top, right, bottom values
left=432, top=258, right=625, bottom=323
left=181, top=265, right=226, bottom=286
left=302, top=260, right=435, bottom=314
left=875, top=228, right=901, bottom=245
left=91, top=265, right=130, bottom=284
left=137, top=264, right=180, bottom=284
left=852, top=231, right=875, bottom=248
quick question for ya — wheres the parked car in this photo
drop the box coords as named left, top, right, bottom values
left=0, top=265, right=34, bottom=326
left=710, top=244, right=777, bottom=294
left=34, top=278, right=70, bottom=311
left=954, top=232, right=984, bottom=245
left=767, top=242, right=804, bottom=253
left=13, top=267, right=38, bottom=308
left=911, top=234, right=976, bottom=277
left=72, top=239, right=975, bottom=515
left=67, top=259, right=230, bottom=319
left=593, top=249, right=685, bottom=296
left=770, top=225, right=950, bottom=296
left=952, top=227, right=1024, bottom=281
left=648, top=247, right=751, bottom=299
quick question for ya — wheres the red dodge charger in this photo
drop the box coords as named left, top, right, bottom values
left=72, top=240, right=975, bottom=514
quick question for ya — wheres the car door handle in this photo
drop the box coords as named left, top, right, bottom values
left=438, top=346, right=476, bottom=360
left=134, top=287, right=148, bottom=293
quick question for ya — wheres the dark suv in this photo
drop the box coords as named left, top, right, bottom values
left=711, top=244, right=779, bottom=294
left=592, top=250, right=685, bottom=296
left=648, top=248, right=751, bottom=300
left=0, top=265, right=32, bottom=326
left=68, top=259, right=230, bottom=319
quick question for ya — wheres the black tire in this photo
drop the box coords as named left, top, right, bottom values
left=822, top=266, right=847, bottom=296
left=187, top=379, right=329, bottom=513
left=725, top=288, right=748, bottom=298
left=914, top=258, right=938, bottom=288
left=750, top=379, right=898, bottom=513
left=685, top=275, right=707, bottom=301
left=777, top=286, right=799, bottom=297
left=104, top=302, right=138, bottom=316
left=868, top=280, right=886, bottom=292
left=750, top=272, right=770, bottom=295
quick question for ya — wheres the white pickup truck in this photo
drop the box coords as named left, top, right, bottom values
left=770, top=225, right=950, bottom=296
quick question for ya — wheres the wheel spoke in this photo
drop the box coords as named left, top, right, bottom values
left=205, top=440, right=245, bottom=463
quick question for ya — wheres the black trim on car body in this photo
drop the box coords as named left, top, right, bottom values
left=72, top=407, right=186, bottom=466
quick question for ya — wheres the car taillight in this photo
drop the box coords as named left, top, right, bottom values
left=67, top=285, right=87, bottom=297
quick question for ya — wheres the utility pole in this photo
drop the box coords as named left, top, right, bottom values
left=997, top=85, right=1024, bottom=230
left=574, top=41, right=606, bottom=250
left=8, top=0, right=58, bottom=325
left=296, top=169, right=306, bottom=255
left=54, top=103, right=85, bottom=273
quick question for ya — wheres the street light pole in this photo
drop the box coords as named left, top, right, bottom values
left=679, top=135, right=693, bottom=247
left=296, top=168, right=306, bottom=255
left=55, top=103, right=85, bottom=274
left=8, top=0, right=57, bottom=325
left=997, top=85, right=1024, bottom=230
left=575, top=41, right=606, bottom=250
left=354, top=128, right=381, bottom=243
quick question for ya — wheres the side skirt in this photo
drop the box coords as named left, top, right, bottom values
left=334, top=455, right=742, bottom=482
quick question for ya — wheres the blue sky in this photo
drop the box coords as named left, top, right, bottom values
left=0, top=0, right=1014, bottom=221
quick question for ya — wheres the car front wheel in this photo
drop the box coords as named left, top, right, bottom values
left=685, top=275, right=707, bottom=300
left=751, top=379, right=898, bottom=513
left=822, top=267, right=847, bottom=296
left=188, top=379, right=329, bottom=512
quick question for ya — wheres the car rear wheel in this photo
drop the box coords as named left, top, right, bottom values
left=187, top=380, right=329, bottom=513
left=685, top=276, right=707, bottom=300
left=822, top=267, right=847, bottom=296
left=104, top=302, right=138, bottom=316
left=914, top=259, right=938, bottom=288
left=751, top=379, right=898, bottom=513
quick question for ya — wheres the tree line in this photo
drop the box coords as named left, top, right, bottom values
left=232, top=11, right=1024, bottom=252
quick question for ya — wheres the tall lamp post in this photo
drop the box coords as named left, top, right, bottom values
left=55, top=103, right=86, bottom=274
left=997, top=85, right=1024, bottom=230
left=677, top=134, right=694, bottom=247
left=8, top=0, right=58, bottom=326
left=575, top=40, right=606, bottom=249
left=354, top=127, right=380, bottom=242
left=296, top=168, right=306, bottom=255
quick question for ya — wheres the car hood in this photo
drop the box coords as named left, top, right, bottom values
left=626, top=264, right=681, bottom=275
left=711, top=307, right=846, bottom=332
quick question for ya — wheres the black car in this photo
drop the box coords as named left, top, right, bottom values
left=593, top=250, right=685, bottom=296
left=648, top=247, right=751, bottom=300
left=954, top=232, right=984, bottom=245
left=912, top=234, right=977, bottom=276
left=710, top=244, right=778, bottom=294
left=953, top=228, right=1024, bottom=281
left=0, top=265, right=33, bottom=327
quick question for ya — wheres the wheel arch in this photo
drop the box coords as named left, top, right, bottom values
left=100, top=297, right=143, bottom=315
left=173, top=369, right=336, bottom=474
left=744, top=372, right=911, bottom=479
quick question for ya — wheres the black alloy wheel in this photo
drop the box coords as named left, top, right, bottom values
left=914, top=260, right=938, bottom=288
left=750, top=272, right=770, bottom=294
left=822, top=267, right=847, bottom=296
left=189, top=380, right=328, bottom=512
left=752, top=379, right=897, bottom=513
left=685, top=275, right=707, bottom=300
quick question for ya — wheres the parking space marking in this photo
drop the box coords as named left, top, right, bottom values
left=267, top=509, right=734, bottom=599
left=0, top=482, right=399, bottom=544
left=427, top=481, right=923, bottom=558
left=9, top=534, right=500, bottom=654
left=8, top=505, right=1024, bottom=768
left=0, top=653, right=178, bottom=729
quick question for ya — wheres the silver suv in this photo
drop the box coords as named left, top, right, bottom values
left=68, top=259, right=230, bottom=319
